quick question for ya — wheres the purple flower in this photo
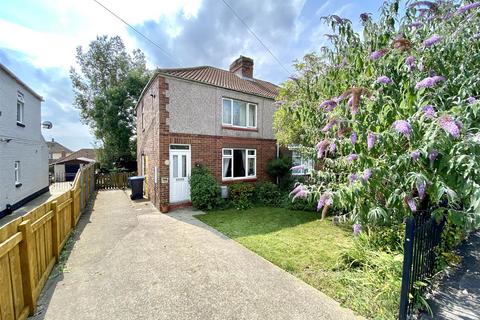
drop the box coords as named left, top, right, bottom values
left=347, top=96, right=353, bottom=107
left=406, top=56, right=416, bottom=72
left=405, top=196, right=417, bottom=212
left=316, top=140, right=330, bottom=159
left=376, top=75, right=393, bottom=84
left=422, top=105, right=437, bottom=119
left=457, top=2, right=480, bottom=14
left=350, top=132, right=357, bottom=145
left=428, top=150, right=439, bottom=162
left=317, top=193, right=333, bottom=211
left=290, top=184, right=303, bottom=196
left=370, top=49, right=388, bottom=60
left=474, top=33, right=480, bottom=39
left=353, top=223, right=362, bottom=236
left=467, top=97, right=476, bottom=104
left=321, top=118, right=338, bottom=132
left=411, top=150, right=421, bottom=161
left=423, top=35, right=442, bottom=47
left=319, top=99, right=338, bottom=112
left=406, top=22, right=423, bottom=28
left=290, top=165, right=306, bottom=171
left=290, top=184, right=309, bottom=200
left=360, top=13, right=370, bottom=22
left=417, top=179, right=426, bottom=199
left=392, top=120, right=412, bottom=137
left=347, top=153, right=358, bottom=163
left=415, top=76, right=445, bottom=89
left=349, top=173, right=358, bottom=183
left=367, top=132, right=376, bottom=150
left=293, top=189, right=309, bottom=200
left=329, top=142, right=337, bottom=154
left=409, top=1, right=438, bottom=10
left=438, top=115, right=462, bottom=138
left=363, top=168, right=372, bottom=181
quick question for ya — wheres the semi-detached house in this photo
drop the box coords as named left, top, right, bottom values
left=136, top=56, right=279, bottom=209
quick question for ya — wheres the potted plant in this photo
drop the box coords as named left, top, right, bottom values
left=160, top=201, right=170, bottom=213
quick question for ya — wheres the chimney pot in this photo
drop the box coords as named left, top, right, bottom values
left=229, top=56, right=254, bottom=78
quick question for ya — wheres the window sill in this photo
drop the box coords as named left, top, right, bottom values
left=222, top=177, right=257, bottom=183
left=15, top=183, right=22, bottom=188
left=16, top=122, right=25, bottom=128
left=222, top=125, right=258, bottom=132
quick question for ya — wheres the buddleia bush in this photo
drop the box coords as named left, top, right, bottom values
left=276, top=0, right=480, bottom=229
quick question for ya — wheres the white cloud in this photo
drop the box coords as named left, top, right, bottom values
left=0, top=0, right=203, bottom=70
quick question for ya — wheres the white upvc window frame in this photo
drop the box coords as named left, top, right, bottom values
left=222, top=148, right=256, bottom=180
left=222, top=97, right=257, bottom=128
left=291, top=149, right=313, bottom=176
left=17, top=92, right=25, bottom=124
left=14, top=161, right=20, bottom=184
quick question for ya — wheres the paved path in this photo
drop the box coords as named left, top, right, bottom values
left=33, top=190, right=360, bottom=320
left=422, top=231, right=480, bottom=320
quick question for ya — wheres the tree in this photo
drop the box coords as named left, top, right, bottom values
left=70, top=35, right=150, bottom=170
left=278, top=0, right=480, bottom=229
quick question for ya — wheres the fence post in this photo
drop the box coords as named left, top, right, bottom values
left=399, top=216, right=415, bottom=320
left=50, top=201, right=60, bottom=262
left=18, top=220, right=37, bottom=315
left=70, top=190, right=76, bottom=227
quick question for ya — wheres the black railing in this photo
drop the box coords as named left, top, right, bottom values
left=399, top=210, right=446, bottom=319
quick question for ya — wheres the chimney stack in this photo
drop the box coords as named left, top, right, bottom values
left=229, top=56, right=254, bottom=78
left=51, top=138, right=54, bottom=142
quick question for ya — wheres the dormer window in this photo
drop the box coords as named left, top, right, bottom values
left=17, top=92, right=25, bottom=125
left=222, top=98, right=256, bottom=128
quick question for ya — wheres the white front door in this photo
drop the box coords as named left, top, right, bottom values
left=169, top=145, right=191, bottom=203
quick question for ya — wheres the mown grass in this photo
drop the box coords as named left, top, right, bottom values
left=196, top=207, right=401, bottom=320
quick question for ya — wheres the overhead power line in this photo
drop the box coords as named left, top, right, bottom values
left=92, top=0, right=183, bottom=67
left=220, top=0, right=292, bottom=76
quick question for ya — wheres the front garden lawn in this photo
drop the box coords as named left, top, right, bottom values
left=196, top=207, right=401, bottom=320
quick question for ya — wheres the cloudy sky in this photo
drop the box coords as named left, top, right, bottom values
left=0, top=0, right=383, bottom=150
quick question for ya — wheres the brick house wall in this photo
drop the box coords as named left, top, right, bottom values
left=137, top=72, right=278, bottom=209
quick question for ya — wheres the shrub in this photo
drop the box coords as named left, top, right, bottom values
left=229, top=182, right=255, bottom=210
left=189, top=166, right=220, bottom=210
left=255, top=181, right=282, bottom=206
left=277, top=0, right=480, bottom=230
left=266, top=157, right=294, bottom=191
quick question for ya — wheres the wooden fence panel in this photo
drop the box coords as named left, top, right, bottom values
left=95, top=172, right=134, bottom=190
left=0, top=231, right=29, bottom=320
left=0, top=163, right=95, bottom=320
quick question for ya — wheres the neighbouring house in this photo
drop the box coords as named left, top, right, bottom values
left=46, top=138, right=72, bottom=164
left=286, top=146, right=314, bottom=176
left=0, top=63, right=49, bottom=218
left=51, top=148, right=96, bottom=182
left=136, top=56, right=279, bottom=209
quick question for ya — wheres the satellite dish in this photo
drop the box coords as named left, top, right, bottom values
left=42, top=121, right=53, bottom=129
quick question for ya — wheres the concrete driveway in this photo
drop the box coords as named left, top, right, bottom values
left=33, top=190, right=360, bottom=320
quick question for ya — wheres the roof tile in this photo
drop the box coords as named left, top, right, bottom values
left=159, top=66, right=278, bottom=99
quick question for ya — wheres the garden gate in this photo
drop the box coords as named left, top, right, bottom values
left=399, top=210, right=446, bottom=319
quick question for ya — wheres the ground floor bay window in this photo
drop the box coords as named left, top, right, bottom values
left=222, top=148, right=256, bottom=180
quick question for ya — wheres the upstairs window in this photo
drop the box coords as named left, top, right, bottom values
left=17, top=92, right=24, bottom=124
left=222, top=98, right=257, bottom=128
